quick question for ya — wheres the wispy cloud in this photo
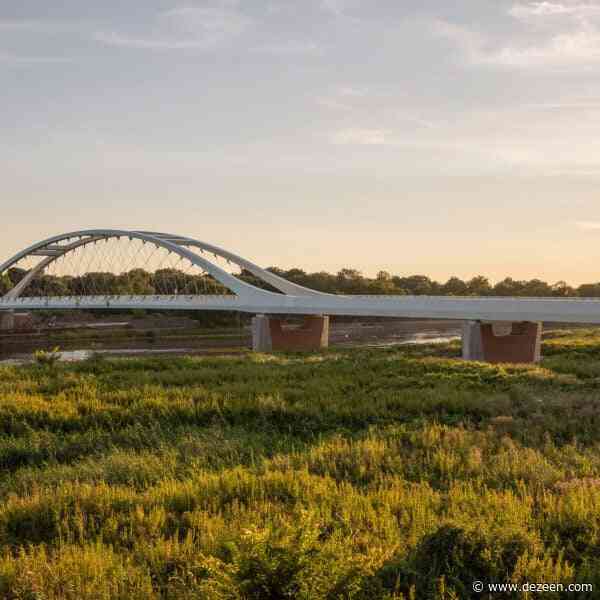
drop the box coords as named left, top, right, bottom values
left=490, top=31, right=600, bottom=67
left=430, top=20, right=489, bottom=64
left=96, top=2, right=253, bottom=50
left=320, top=0, right=362, bottom=23
left=161, top=5, right=252, bottom=39
left=523, top=98, right=600, bottom=109
left=325, top=98, right=600, bottom=174
left=575, top=220, right=600, bottom=230
left=315, top=86, right=372, bottom=111
left=509, top=2, right=600, bottom=21
left=316, top=97, right=354, bottom=111
left=93, top=32, right=217, bottom=50
left=337, top=86, right=371, bottom=98
left=317, top=85, right=437, bottom=133
left=251, top=40, right=322, bottom=55
left=321, top=0, right=346, bottom=17
left=331, top=128, right=391, bottom=145
left=432, top=13, right=600, bottom=69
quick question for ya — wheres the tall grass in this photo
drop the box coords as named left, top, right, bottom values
left=1, top=331, right=600, bottom=597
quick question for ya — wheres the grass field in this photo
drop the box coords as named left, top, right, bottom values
left=1, top=330, right=600, bottom=598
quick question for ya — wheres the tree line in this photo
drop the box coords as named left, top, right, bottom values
left=2, top=265, right=600, bottom=298
left=260, top=268, right=600, bottom=297
left=0, top=267, right=230, bottom=297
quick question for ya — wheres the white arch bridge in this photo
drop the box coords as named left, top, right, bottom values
left=1, top=229, right=600, bottom=361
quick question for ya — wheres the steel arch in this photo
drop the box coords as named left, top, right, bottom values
left=138, top=231, right=331, bottom=297
left=0, top=229, right=282, bottom=302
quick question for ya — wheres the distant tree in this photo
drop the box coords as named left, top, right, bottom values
left=392, top=275, right=434, bottom=295
left=3, top=259, right=591, bottom=303
left=285, top=268, right=308, bottom=280
left=7, top=267, right=27, bottom=286
left=521, top=279, right=553, bottom=297
left=467, top=276, right=492, bottom=296
left=442, top=277, right=468, bottom=296
left=0, top=273, right=11, bottom=295
left=578, top=283, right=600, bottom=297
left=336, top=269, right=364, bottom=294
left=26, top=275, right=70, bottom=297
left=337, top=268, right=362, bottom=281
left=551, top=281, right=575, bottom=297
left=153, top=269, right=181, bottom=295
left=305, top=271, right=337, bottom=293
left=493, top=278, right=524, bottom=297
left=82, top=272, right=120, bottom=295
left=125, top=269, right=154, bottom=295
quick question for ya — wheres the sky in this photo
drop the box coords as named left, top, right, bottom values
left=2, top=0, right=600, bottom=285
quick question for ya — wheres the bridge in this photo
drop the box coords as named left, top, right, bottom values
left=2, top=228, right=600, bottom=362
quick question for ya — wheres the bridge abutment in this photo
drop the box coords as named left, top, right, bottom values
left=252, top=315, right=329, bottom=352
left=462, top=320, right=542, bottom=364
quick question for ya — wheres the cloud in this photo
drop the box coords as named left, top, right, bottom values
left=315, top=86, right=372, bottom=111
left=320, top=0, right=362, bottom=23
left=321, top=0, right=346, bottom=17
left=489, top=30, right=600, bottom=66
left=331, top=128, right=391, bottom=145
left=96, top=2, right=253, bottom=50
left=512, top=2, right=573, bottom=17
left=324, top=95, right=600, bottom=174
left=430, top=20, right=487, bottom=63
left=93, top=32, right=217, bottom=50
left=251, top=40, right=322, bottom=55
left=523, top=99, right=600, bottom=109
left=316, top=97, right=354, bottom=111
left=337, top=86, right=371, bottom=97
left=575, top=221, right=600, bottom=230
left=509, top=2, right=600, bottom=21
left=432, top=14, right=600, bottom=68
left=317, top=85, right=437, bottom=134
left=161, top=5, right=252, bottom=39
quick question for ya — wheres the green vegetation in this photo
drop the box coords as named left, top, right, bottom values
left=7, top=263, right=600, bottom=299
left=32, top=347, right=62, bottom=368
left=268, top=269, right=588, bottom=297
left=1, top=331, right=600, bottom=598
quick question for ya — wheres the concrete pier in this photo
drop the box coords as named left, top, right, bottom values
left=0, top=311, right=15, bottom=331
left=252, top=315, right=329, bottom=352
left=462, top=321, right=484, bottom=361
left=462, top=320, right=542, bottom=364
left=252, top=315, right=273, bottom=352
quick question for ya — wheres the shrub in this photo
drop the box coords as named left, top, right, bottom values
left=33, top=346, right=62, bottom=368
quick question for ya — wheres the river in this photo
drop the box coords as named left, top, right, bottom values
left=0, top=318, right=463, bottom=364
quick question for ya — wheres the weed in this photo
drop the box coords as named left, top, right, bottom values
left=1, top=333, right=600, bottom=598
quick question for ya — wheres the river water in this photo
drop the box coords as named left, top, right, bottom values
left=0, top=319, right=463, bottom=365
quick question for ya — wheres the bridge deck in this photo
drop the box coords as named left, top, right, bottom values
left=2, top=294, right=600, bottom=323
